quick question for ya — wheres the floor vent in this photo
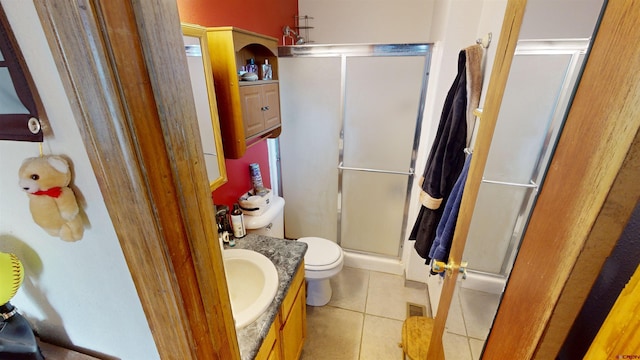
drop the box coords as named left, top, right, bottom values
left=406, top=302, right=427, bottom=318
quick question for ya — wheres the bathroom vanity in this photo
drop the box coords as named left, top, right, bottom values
left=231, top=234, right=307, bottom=360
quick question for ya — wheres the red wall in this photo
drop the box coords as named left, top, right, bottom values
left=176, top=0, right=297, bottom=208
left=177, top=0, right=297, bottom=40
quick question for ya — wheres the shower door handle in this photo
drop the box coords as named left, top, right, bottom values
left=338, top=162, right=414, bottom=176
left=432, top=259, right=469, bottom=279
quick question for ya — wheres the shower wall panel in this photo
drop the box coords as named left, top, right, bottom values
left=279, top=57, right=342, bottom=241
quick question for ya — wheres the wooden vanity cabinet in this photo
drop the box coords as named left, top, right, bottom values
left=254, top=316, right=282, bottom=360
left=207, top=27, right=281, bottom=159
left=279, top=262, right=306, bottom=360
left=255, top=262, right=306, bottom=360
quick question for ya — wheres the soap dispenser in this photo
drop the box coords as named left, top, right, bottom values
left=261, top=59, right=272, bottom=80
left=246, top=58, right=258, bottom=74
left=231, top=203, right=246, bottom=239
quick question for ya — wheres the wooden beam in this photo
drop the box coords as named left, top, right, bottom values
left=126, top=1, right=239, bottom=358
left=33, top=0, right=240, bottom=358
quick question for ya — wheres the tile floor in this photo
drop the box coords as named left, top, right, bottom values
left=301, top=267, right=501, bottom=360
left=301, top=267, right=427, bottom=360
left=442, top=280, right=502, bottom=359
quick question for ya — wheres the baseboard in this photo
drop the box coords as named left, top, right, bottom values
left=343, top=250, right=404, bottom=275
left=461, top=271, right=506, bottom=294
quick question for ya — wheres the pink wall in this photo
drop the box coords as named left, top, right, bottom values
left=211, top=144, right=272, bottom=208
left=176, top=0, right=297, bottom=208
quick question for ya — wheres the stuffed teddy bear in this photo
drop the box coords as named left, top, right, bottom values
left=18, top=155, right=84, bottom=242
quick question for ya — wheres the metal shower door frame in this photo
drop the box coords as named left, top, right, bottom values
left=279, top=44, right=433, bottom=257
left=498, top=39, right=590, bottom=276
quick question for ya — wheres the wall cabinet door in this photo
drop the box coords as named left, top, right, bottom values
left=262, top=83, right=281, bottom=130
left=240, top=85, right=265, bottom=137
left=240, top=83, right=281, bottom=138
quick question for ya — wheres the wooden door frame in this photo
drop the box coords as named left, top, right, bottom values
left=483, top=0, right=640, bottom=358
left=33, top=1, right=239, bottom=359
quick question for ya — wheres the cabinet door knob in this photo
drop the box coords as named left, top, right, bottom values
left=261, top=106, right=270, bottom=111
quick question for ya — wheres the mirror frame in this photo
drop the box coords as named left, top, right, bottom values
left=0, top=5, right=44, bottom=142
left=182, top=23, right=227, bottom=190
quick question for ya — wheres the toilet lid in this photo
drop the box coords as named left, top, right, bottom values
left=298, top=237, right=342, bottom=267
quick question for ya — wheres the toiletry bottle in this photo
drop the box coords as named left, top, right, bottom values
left=261, top=59, right=272, bottom=80
left=249, top=163, right=268, bottom=195
left=246, top=58, right=258, bottom=74
left=231, top=203, right=246, bottom=238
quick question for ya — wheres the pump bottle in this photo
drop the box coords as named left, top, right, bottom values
left=231, top=203, right=246, bottom=238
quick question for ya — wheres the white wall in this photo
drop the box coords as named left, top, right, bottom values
left=298, top=0, right=435, bottom=44
left=0, top=2, right=159, bottom=359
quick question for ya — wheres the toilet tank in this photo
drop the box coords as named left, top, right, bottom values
left=244, top=196, right=285, bottom=239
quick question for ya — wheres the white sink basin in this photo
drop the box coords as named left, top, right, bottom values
left=222, top=249, right=279, bottom=329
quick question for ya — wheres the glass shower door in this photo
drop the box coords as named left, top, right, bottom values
left=440, top=38, right=591, bottom=358
left=278, top=57, right=342, bottom=242
left=340, top=56, right=426, bottom=257
left=278, top=44, right=432, bottom=257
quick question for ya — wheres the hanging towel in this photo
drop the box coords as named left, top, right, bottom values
left=428, top=154, right=472, bottom=264
left=409, top=44, right=484, bottom=262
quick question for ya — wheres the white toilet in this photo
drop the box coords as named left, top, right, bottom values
left=244, top=196, right=344, bottom=306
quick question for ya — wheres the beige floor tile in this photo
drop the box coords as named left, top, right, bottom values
left=365, top=271, right=428, bottom=321
left=359, top=315, right=404, bottom=360
left=469, top=338, right=485, bottom=360
left=301, top=306, right=363, bottom=360
left=458, top=287, right=501, bottom=340
left=427, top=274, right=444, bottom=315
left=442, top=331, right=473, bottom=360
left=444, top=284, right=467, bottom=336
left=329, top=266, right=370, bottom=312
left=300, top=267, right=496, bottom=360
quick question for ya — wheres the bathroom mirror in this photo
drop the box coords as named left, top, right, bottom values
left=182, top=23, right=227, bottom=190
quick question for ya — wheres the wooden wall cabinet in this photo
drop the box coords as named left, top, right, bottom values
left=207, top=27, right=281, bottom=159
left=255, top=263, right=306, bottom=360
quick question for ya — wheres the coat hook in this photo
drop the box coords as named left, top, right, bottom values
left=476, top=32, right=492, bottom=48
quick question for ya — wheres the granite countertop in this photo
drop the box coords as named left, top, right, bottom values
left=225, top=234, right=307, bottom=360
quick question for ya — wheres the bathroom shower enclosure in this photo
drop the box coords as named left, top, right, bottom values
left=277, top=44, right=432, bottom=258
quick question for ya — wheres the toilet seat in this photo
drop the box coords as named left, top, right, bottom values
left=298, top=237, right=343, bottom=271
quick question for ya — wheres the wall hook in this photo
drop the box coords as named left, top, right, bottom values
left=477, top=32, right=492, bottom=48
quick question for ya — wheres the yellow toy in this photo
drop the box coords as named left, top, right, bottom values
left=19, top=155, right=84, bottom=242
